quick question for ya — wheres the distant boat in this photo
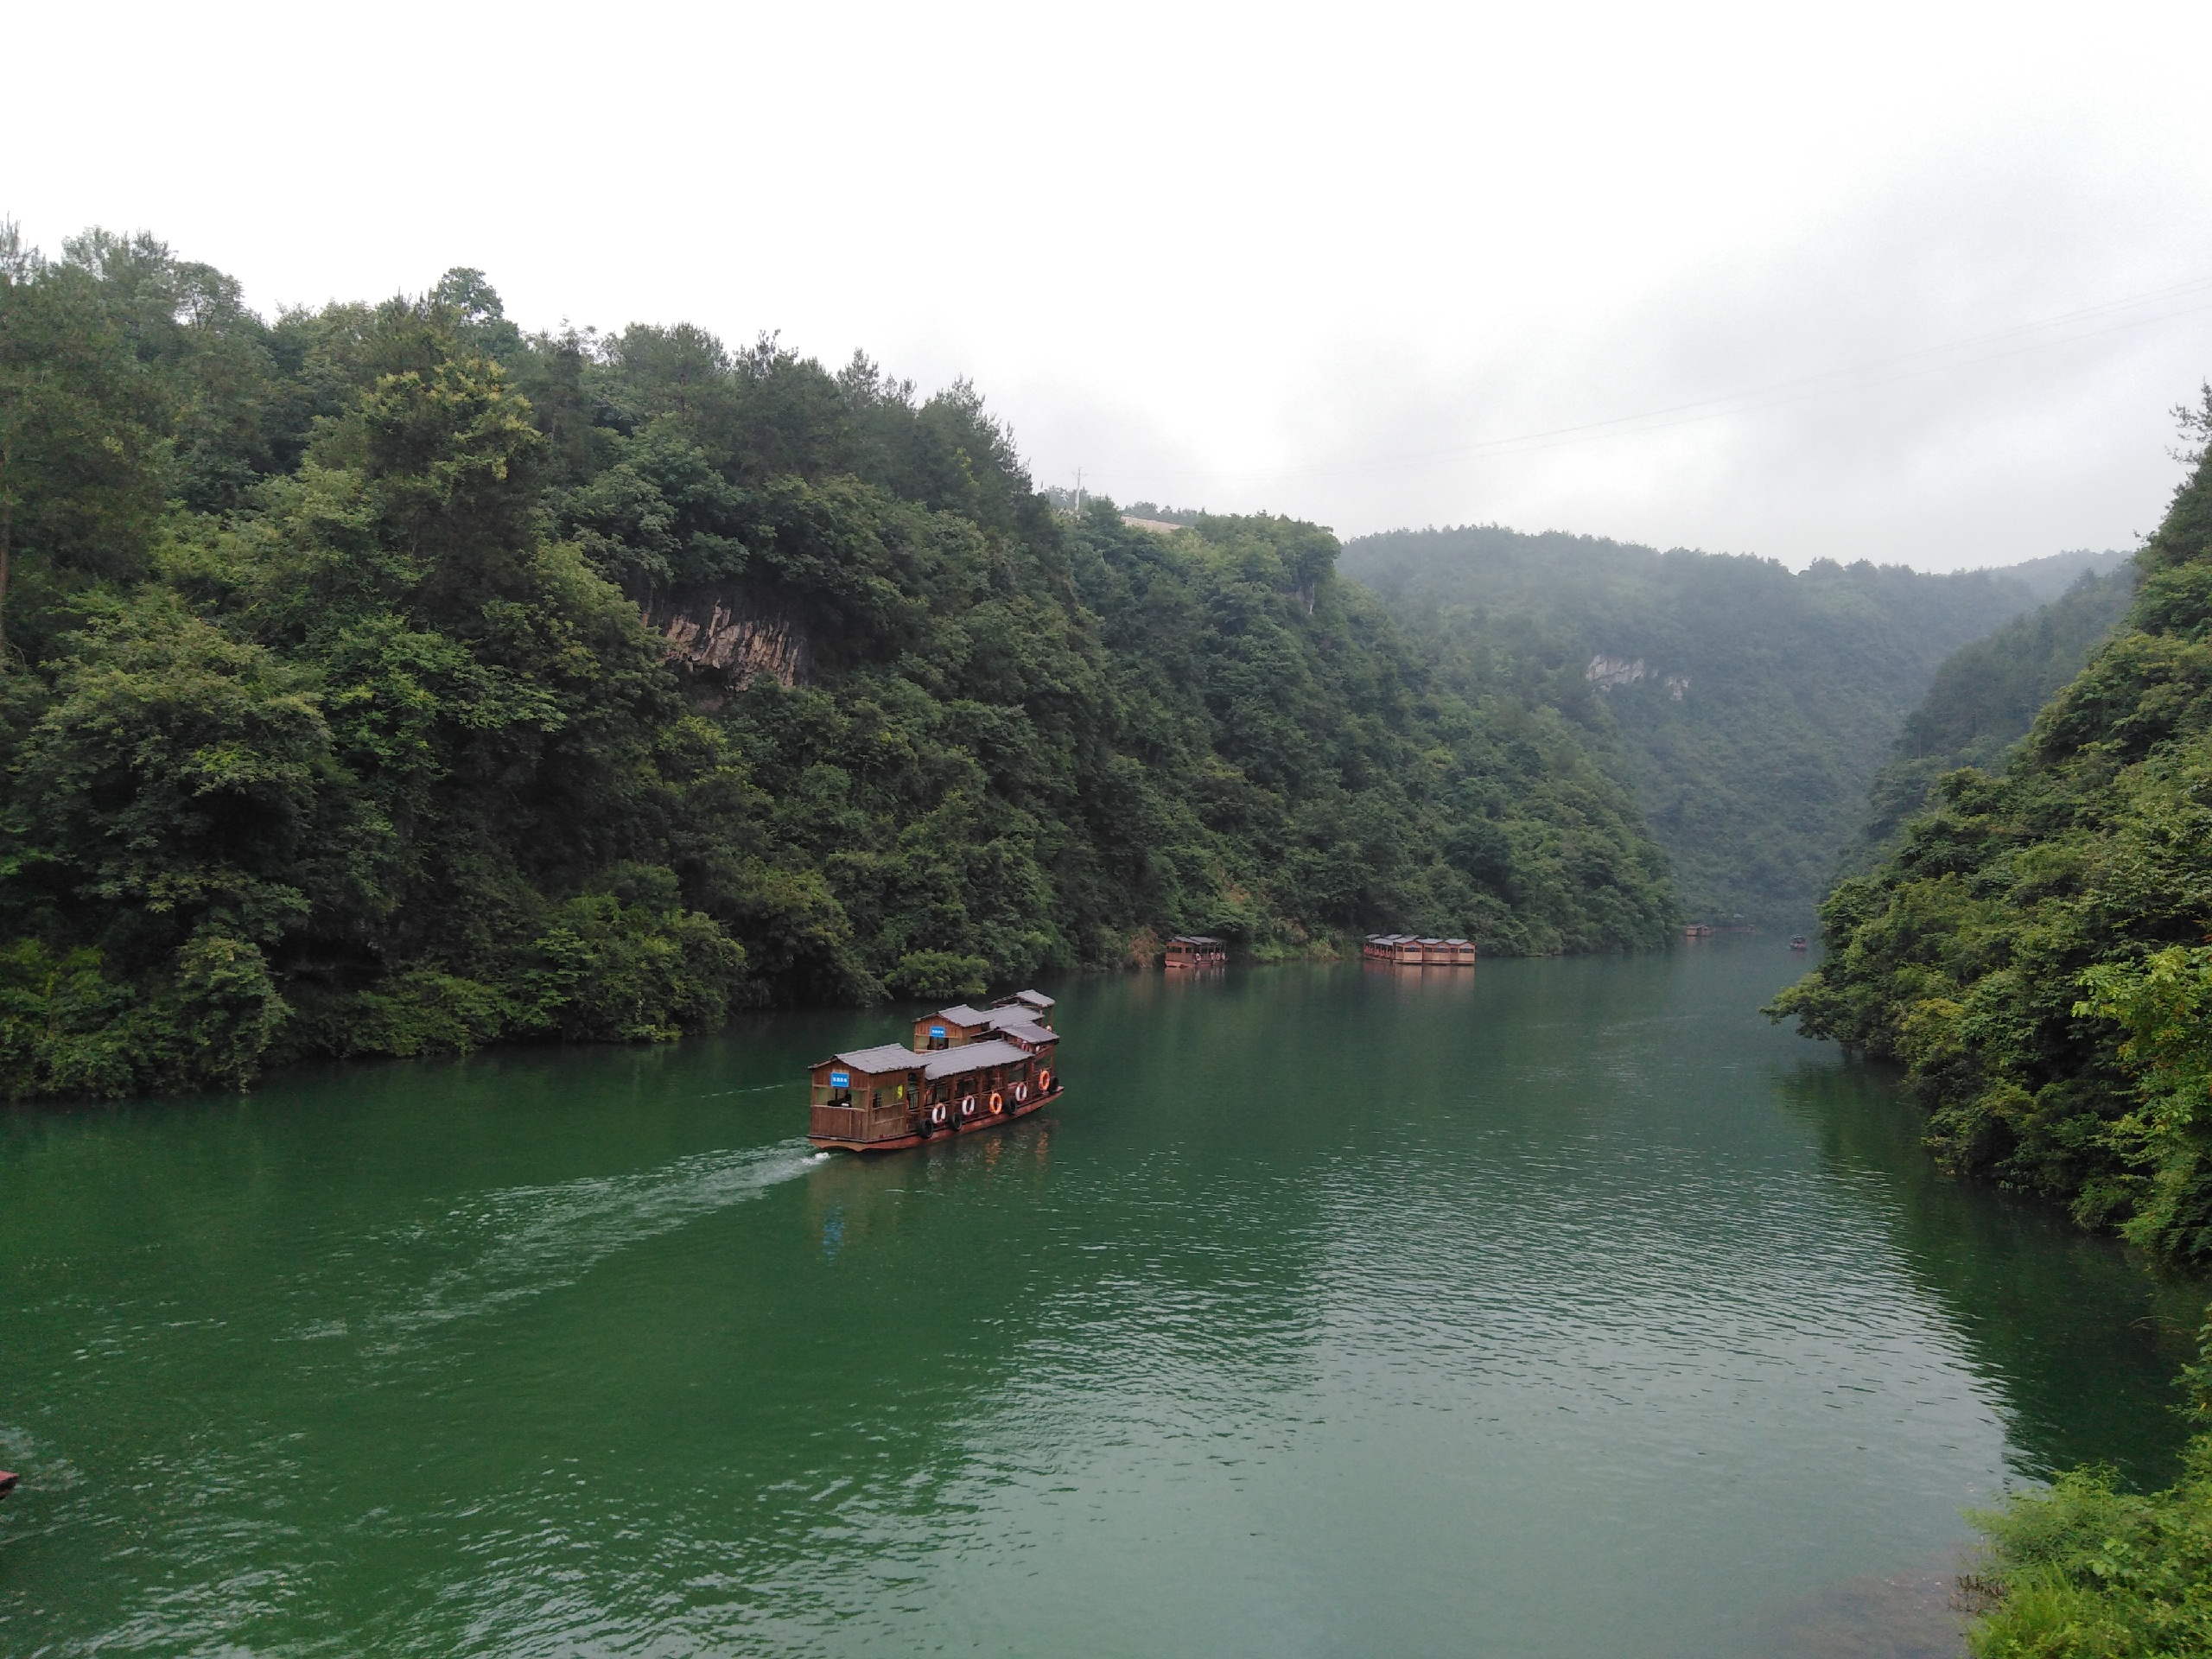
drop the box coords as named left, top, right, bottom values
left=1362, top=933, right=1476, bottom=965
left=1165, top=934, right=1227, bottom=968
left=807, top=989, right=1063, bottom=1152
left=1789, top=936, right=1808, bottom=950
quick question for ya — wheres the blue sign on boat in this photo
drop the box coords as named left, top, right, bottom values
left=830, top=1071, right=849, bottom=1088
left=930, top=1026, right=946, bottom=1039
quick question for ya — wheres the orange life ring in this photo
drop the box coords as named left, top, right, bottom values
left=961, top=1095, right=976, bottom=1118
left=1038, top=1069, right=1052, bottom=1092
left=930, top=1103, right=947, bottom=1126
left=988, top=1091, right=1004, bottom=1116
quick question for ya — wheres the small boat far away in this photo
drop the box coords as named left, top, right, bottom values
left=1789, top=936, right=1808, bottom=950
left=1362, top=933, right=1477, bottom=965
left=1164, top=934, right=1227, bottom=969
left=807, top=989, right=1062, bottom=1152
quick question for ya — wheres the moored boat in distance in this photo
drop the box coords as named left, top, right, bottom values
left=1164, top=934, right=1227, bottom=969
left=1361, top=933, right=1476, bottom=965
left=809, top=990, right=1062, bottom=1152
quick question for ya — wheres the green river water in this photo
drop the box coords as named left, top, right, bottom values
left=2, top=941, right=2202, bottom=1657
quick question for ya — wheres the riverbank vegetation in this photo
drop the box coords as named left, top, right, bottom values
left=1964, top=1320, right=2212, bottom=1656
left=1341, top=525, right=2097, bottom=925
left=0, top=226, right=1674, bottom=1099
left=1771, top=391, right=2212, bottom=1265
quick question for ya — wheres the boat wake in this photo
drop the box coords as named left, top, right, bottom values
left=335, top=1140, right=820, bottom=1351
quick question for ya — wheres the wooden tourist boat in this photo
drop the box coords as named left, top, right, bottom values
left=1164, top=934, right=1227, bottom=969
left=1362, top=933, right=1477, bottom=965
left=809, top=990, right=1062, bottom=1151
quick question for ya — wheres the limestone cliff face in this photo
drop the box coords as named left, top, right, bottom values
left=1585, top=654, right=1691, bottom=701
left=1585, top=653, right=1647, bottom=691
left=636, top=587, right=810, bottom=690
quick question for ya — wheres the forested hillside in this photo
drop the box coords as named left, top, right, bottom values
left=1772, top=391, right=2212, bottom=1264
left=1975, top=544, right=2133, bottom=603
left=1840, top=565, right=2136, bottom=871
left=1341, top=527, right=2069, bottom=925
left=0, top=226, right=1673, bottom=1099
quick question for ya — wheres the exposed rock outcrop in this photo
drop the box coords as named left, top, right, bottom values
left=1585, top=654, right=1647, bottom=691
left=637, top=588, right=810, bottom=689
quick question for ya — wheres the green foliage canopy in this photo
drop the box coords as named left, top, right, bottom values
left=1772, top=391, right=2212, bottom=1263
left=0, top=228, right=1676, bottom=1100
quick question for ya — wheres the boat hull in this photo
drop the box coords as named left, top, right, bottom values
left=809, top=1084, right=1060, bottom=1153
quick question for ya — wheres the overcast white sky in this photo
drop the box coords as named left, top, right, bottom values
left=10, top=0, right=2212, bottom=569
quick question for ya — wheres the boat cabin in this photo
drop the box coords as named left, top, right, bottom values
left=912, top=1003, right=1001, bottom=1050
left=1164, top=934, right=1227, bottom=968
left=991, top=988, right=1055, bottom=1027
left=916, top=1037, right=1052, bottom=1122
left=809, top=1043, right=924, bottom=1146
left=988, top=1016, right=1061, bottom=1056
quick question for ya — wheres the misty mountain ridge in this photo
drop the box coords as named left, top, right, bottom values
left=1839, top=563, right=2138, bottom=874
left=1966, top=545, right=2133, bottom=601
left=1339, top=523, right=2082, bottom=925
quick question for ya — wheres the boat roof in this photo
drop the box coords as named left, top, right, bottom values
left=822, top=1043, right=921, bottom=1076
left=991, top=1018, right=1059, bottom=1048
left=922, top=1039, right=1033, bottom=1080
left=1168, top=934, right=1223, bottom=944
left=931, top=1004, right=1001, bottom=1027
left=993, top=988, right=1055, bottom=1010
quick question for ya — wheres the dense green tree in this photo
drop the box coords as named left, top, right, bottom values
left=0, top=228, right=1676, bottom=1101
left=0, top=225, right=169, bottom=663
left=1772, top=391, right=2212, bottom=1262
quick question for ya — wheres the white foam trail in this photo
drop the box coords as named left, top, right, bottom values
left=361, top=1140, right=818, bottom=1349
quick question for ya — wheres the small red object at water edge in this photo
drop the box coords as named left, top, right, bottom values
left=0, top=1471, right=17, bottom=1499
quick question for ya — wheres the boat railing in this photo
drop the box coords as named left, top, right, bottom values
left=811, top=1103, right=910, bottom=1141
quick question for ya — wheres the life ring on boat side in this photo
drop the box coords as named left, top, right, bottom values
left=988, top=1091, right=1004, bottom=1116
left=1038, top=1069, right=1052, bottom=1092
left=961, top=1095, right=976, bottom=1118
left=930, top=1103, right=947, bottom=1127
left=1014, top=1082, right=1028, bottom=1103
